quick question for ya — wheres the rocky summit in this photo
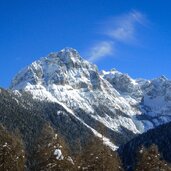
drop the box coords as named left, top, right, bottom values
left=10, top=48, right=171, bottom=149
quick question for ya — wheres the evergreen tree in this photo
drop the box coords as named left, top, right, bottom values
left=76, top=137, right=123, bottom=171
left=33, top=123, right=75, bottom=171
left=135, top=144, right=171, bottom=171
left=0, top=125, right=25, bottom=171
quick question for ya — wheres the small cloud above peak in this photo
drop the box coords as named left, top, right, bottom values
left=88, top=41, right=114, bottom=62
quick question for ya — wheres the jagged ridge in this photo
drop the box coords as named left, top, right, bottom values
left=10, top=48, right=171, bottom=148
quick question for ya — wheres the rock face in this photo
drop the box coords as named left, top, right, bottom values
left=10, top=48, right=171, bottom=148
left=102, top=70, right=171, bottom=132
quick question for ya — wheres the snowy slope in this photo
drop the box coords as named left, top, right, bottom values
left=102, top=69, right=171, bottom=131
left=10, top=48, right=171, bottom=146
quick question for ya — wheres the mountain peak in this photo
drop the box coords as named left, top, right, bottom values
left=10, top=48, right=171, bottom=147
left=47, top=47, right=81, bottom=64
left=158, top=75, right=168, bottom=81
left=10, top=48, right=99, bottom=90
left=60, top=47, right=78, bottom=53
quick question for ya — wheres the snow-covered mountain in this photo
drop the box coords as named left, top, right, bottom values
left=102, top=69, right=171, bottom=131
left=10, top=48, right=171, bottom=148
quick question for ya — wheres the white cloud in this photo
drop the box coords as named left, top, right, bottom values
left=106, top=10, right=147, bottom=43
left=88, top=41, right=114, bottom=62
left=87, top=10, right=148, bottom=62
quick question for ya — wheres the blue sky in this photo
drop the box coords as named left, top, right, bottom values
left=1, top=0, right=171, bottom=88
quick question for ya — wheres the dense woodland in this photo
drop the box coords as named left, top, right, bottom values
left=119, top=121, right=171, bottom=171
left=1, top=123, right=171, bottom=171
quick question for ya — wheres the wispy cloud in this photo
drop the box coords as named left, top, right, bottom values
left=88, top=41, right=114, bottom=62
left=106, top=10, right=147, bottom=43
left=87, top=10, right=148, bottom=62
